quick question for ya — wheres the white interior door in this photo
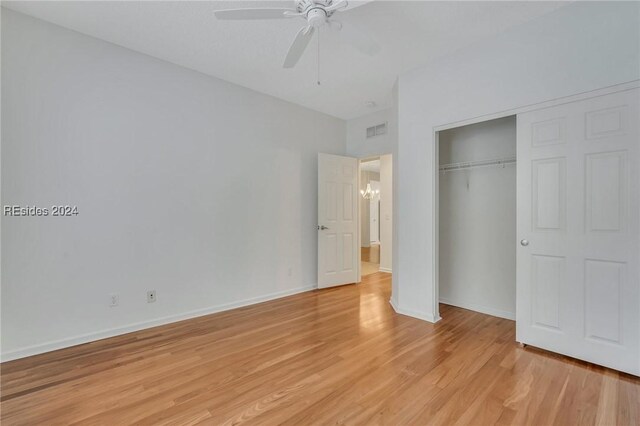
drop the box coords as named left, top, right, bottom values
left=318, top=153, right=359, bottom=288
left=369, top=181, right=380, bottom=243
left=517, top=88, right=639, bottom=375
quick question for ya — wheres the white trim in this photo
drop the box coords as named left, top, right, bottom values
left=389, top=297, right=398, bottom=308
left=431, top=80, right=640, bottom=323
left=379, top=267, right=392, bottom=273
left=389, top=297, right=399, bottom=315
left=1, top=284, right=317, bottom=362
left=433, top=80, right=640, bottom=132
left=357, top=158, right=362, bottom=283
left=390, top=298, right=441, bottom=323
left=439, top=298, right=515, bottom=321
left=434, top=130, right=441, bottom=322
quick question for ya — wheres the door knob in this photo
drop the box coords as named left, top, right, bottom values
left=318, top=225, right=329, bottom=230
left=520, top=239, right=529, bottom=247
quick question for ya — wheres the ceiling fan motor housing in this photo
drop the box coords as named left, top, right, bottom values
left=307, top=8, right=328, bottom=27
left=297, top=0, right=336, bottom=27
left=296, top=0, right=333, bottom=13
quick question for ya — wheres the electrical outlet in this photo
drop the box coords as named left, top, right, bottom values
left=288, top=267, right=292, bottom=277
left=147, top=290, right=156, bottom=303
left=109, top=293, right=119, bottom=307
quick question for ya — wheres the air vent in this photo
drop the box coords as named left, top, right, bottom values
left=366, top=122, right=387, bottom=138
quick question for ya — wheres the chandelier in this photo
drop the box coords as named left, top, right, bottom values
left=360, top=183, right=379, bottom=200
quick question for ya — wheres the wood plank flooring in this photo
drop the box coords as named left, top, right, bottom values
left=1, top=272, right=638, bottom=425
left=361, top=261, right=379, bottom=276
left=361, top=245, right=380, bottom=276
left=361, top=244, right=380, bottom=263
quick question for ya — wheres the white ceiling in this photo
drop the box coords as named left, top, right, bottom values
left=3, top=1, right=567, bottom=119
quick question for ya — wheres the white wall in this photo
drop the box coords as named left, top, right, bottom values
left=439, top=117, right=516, bottom=165
left=346, top=109, right=395, bottom=158
left=379, top=154, right=392, bottom=273
left=438, top=117, right=516, bottom=319
left=395, top=1, right=640, bottom=322
left=0, top=10, right=346, bottom=360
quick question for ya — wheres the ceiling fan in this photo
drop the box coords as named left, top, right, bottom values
left=214, top=0, right=380, bottom=69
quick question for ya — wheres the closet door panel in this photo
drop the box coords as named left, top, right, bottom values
left=516, top=88, right=639, bottom=376
left=530, top=254, right=564, bottom=331
left=531, top=158, right=566, bottom=232
left=585, top=151, right=626, bottom=233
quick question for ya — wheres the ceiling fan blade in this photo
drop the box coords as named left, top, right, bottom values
left=326, top=20, right=343, bottom=31
left=283, top=26, right=315, bottom=69
left=325, top=0, right=349, bottom=13
left=214, top=8, right=295, bottom=20
left=337, top=21, right=380, bottom=56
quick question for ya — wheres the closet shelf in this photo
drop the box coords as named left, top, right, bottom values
left=439, top=156, right=516, bottom=172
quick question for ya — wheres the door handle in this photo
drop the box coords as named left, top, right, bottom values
left=318, top=225, right=329, bottom=230
left=520, top=239, right=529, bottom=247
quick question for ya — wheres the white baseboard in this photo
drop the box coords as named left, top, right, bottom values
left=439, top=297, right=515, bottom=321
left=378, top=267, right=392, bottom=273
left=389, top=299, right=441, bottom=323
left=389, top=297, right=398, bottom=311
left=1, top=284, right=317, bottom=362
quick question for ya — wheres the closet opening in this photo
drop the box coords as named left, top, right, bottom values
left=436, top=116, right=517, bottom=321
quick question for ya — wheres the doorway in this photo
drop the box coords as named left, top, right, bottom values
left=316, top=152, right=392, bottom=288
left=359, top=155, right=392, bottom=278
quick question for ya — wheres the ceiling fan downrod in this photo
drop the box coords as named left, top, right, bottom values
left=317, top=27, right=321, bottom=86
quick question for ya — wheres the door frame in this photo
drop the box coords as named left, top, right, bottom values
left=369, top=183, right=380, bottom=244
left=431, top=80, right=640, bottom=322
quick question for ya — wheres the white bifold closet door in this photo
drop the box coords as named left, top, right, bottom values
left=516, top=88, right=639, bottom=375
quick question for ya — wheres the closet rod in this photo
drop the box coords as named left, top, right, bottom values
left=439, top=156, right=517, bottom=172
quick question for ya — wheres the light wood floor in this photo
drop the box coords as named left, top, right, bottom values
left=361, top=244, right=380, bottom=276
left=361, top=244, right=380, bottom=263
left=1, top=273, right=638, bottom=425
left=360, top=261, right=379, bottom=276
